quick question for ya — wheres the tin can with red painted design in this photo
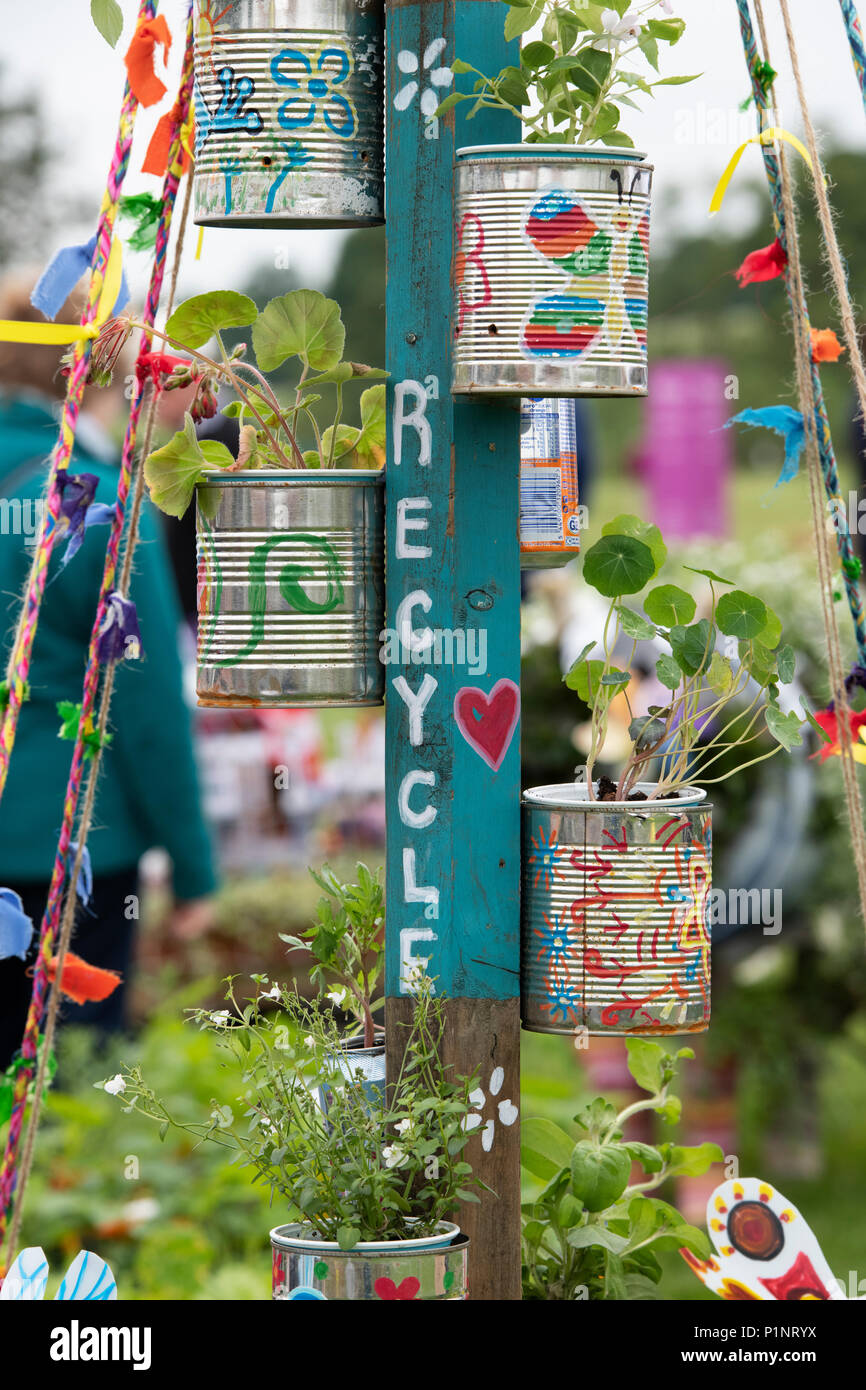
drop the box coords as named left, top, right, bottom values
left=519, top=398, right=582, bottom=569
left=521, top=783, right=712, bottom=1036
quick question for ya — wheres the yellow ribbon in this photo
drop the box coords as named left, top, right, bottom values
left=0, top=236, right=124, bottom=346
left=710, top=127, right=815, bottom=214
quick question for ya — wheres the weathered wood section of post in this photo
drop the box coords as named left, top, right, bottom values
left=384, top=0, right=522, bottom=1300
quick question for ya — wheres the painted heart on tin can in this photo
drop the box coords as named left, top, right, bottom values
left=454, top=678, right=520, bottom=772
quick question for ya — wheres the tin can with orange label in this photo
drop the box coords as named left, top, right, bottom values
left=519, top=398, right=582, bottom=570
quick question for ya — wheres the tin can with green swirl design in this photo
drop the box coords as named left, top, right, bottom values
left=196, top=469, right=385, bottom=707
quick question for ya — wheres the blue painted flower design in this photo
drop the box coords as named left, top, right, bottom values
left=271, top=45, right=356, bottom=138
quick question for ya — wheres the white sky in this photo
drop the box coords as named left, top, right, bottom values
left=4, top=0, right=863, bottom=301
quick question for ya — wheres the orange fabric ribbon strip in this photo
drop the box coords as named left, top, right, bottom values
left=142, top=101, right=194, bottom=176
left=46, top=950, right=122, bottom=1005
left=124, top=15, right=173, bottom=108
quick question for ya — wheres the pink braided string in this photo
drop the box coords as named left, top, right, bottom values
left=0, top=0, right=159, bottom=806
left=0, top=2, right=194, bottom=1237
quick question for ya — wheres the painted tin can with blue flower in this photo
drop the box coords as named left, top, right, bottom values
left=521, top=784, right=712, bottom=1036
left=193, top=0, right=384, bottom=228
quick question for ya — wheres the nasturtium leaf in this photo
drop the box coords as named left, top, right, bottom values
left=583, top=534, right=655, bottom=597
left=601, top=668, right=631, bottom=688
left=670, top=620, right=714, bottom=676
left=683, top=564, right=734, bottom=586
left=601, top=515, right=667, bottom=574
left=91, top=0, right=123, bottom=47
left=747, top=641, right=778, bottom=688
left=706, top=651, right=734, bottom=696
left=520, top=1117, right=575, bottom=1181
left=253, top=289, right=345, bottom=372
left=716, top=590, right=768, bottom=640
left=656, top=654, right=682, bottom=690
left=565, top=642, right=596, bottom=678
left=166, top=291, right=257, bottom=350
left=765, top=703, right=804, bottom=751
left=144, top=415, right=233, bottom=519
left=776, top=643, right=795, bottom=684
left=644, top=584, right=696, bottom=627
left=757, top=604, right=783, bottom=650
left=565, top=659, right=606, bottom=703
left=629, top=716, right=665, bottom=752
left=617, top=606, right=656, bottom=640
left=625, top=1037, right=665, bottom=1094
left=570, top=1141, right=631, bottom=1212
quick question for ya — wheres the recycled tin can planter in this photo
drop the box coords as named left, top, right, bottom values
left=196, top=469, right=385, bottom=707
left=452, top=145, right=652, bottom=397
left=193, top=0, right=384, bottom=228
left=271, top=1222, right=469, bottom=1300
left=318, top=1035, right=386, bottom=1115
left=522, top=783, right=712, bottom=1036
left=519, top=397, right=581, bottom=569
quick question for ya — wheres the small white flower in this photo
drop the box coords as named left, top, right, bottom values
left=122, top=1197, right=159, bottom=1224
left=382, top=1143, right=407, bottom=1169
left=260, top=984, right=281, bottom=1001
left=209, top=1010, right=231, bottom=1027
left=395, top=1118, right=413, bottom=1136
left=659, top=0, right=674, bottom=13
left=303, top=1034, right=316, bottom=1049
left=104, top=1074, right=126, bottom=1096
left=595, top=8, right=643, bottom=51
left=326, top=988, right=347, bottom=1007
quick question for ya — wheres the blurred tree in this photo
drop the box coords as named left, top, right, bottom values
left=0, top=67, right=52, bottom=266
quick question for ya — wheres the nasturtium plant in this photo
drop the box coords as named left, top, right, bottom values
left=87, top=288, right=388, bottom=518
left=565, top=515, right=805, bottom=799
left=437, top=1, right=699, bottom=146
left=522, top=1041, right=720, bottom=1300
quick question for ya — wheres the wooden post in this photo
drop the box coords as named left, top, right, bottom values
left=384, top=0, right=522, bottom=1300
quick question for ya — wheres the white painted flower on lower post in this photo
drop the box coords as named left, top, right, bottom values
left=461, top=1066, right=518, bottom=1152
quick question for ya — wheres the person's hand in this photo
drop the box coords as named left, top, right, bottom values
left=171, top=896, right=217, bottom=941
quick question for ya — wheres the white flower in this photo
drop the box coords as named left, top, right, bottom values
left=104, top=1074, right=126, bottom=1096
left=208, top=1010, right=231, bottom=1027
left=303, top=1034, right=316, bottom=1049
left=395, top=1118, right=413, bottom=1136
left=595, top=8, right=644, bottom=51
left=259, top=984, right=281, bottom=1001
left=326, top=988, right=347, bottom=1007
left=382, top=1143, right=407, bottom=1169
left=122, top=1197, right=159, bottom=1224
left=659, top=0, right=674, bottom=13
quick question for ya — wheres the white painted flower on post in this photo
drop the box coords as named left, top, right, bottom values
left=461, top=1066, right=518, bottom=1152
left=394, top=38, right=453, bottom=138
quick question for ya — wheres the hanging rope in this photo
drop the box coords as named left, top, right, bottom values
left=0, top=0, right=158, bottom=806
left=0, top=3, right=195, bottom=1257
left=743, top=0, right=866, bottom=943
left=735, top=0, right=866, bottom=665
left=839, top=0, right=866, bottom=113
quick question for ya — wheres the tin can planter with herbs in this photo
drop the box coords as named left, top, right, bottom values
left=193, top=0, right=384, bottom=228
left=103, top=976, right=483, bottom=1303
left=441, top=4, right=699, bottom=396
left=133, top=286, right=387, bottom=708
left=521, top=515, right=805, bottom=1036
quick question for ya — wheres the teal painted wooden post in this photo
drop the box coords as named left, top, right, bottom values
left=384, top=0, right=522, bottom=1300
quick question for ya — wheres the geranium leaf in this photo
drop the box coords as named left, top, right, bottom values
left=166, top=291, right=257, bottom=350
left=253, top=289, right=345, bottom=372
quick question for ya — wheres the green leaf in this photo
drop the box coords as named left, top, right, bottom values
left=617, top=606, right=656, bottom=640
left=557, top=1194, right=583, bottom=1230
left=521, top=40, right=555, bottom=69
left=656, top=653, right=682, bottom=691
left=776, top=643, right=795, bottom=684
left=520, top=1117, right=575, bottom=1181
left=583, top=535, right=655, bottom=597
left=652, top=73, right=701, bottom=85
left=570, top=1142, right=631, bottom=1212
left=505, top=0, right=545, bottom=40
left=646, top=17, right=687, bottom=43
left=644, top=584, right=696, bottom=627
left=567, top=1224, right=629, bottom=1253
left=91, top=0, right=123, bottom=47
left=565, top=658, right=605, bottom=702
left=601, top=668, right=631, bottom=687
left=638, top=31, right=660, bottom=70
left=758, top=605, right=783, bottom=650
left=144, top=415, right=232, bottom=519
left=433, top=90, right=472, bottom=118
left=336, top=1225, right=361, bottom=1251
left=629, top=716, right=666, bottom=752
left=626, top=1038, right=666, bottom=1094
left=253, top=289, right=345, bottom=372
left=354, top=383, right=386, bottom=467
left=663, top=1142, right=724, bottom=1178
left=716, top=590, right=768, bottom=640
left=624, top=1141, right=664, bottom=1174
left=706, top=651, right=735, bottom=696
left=600, top=130, right=636, bottom=148
left=602, top=515, right=667, bottom=574
left=670, top=620, right=714, bottom=676
left=166, top=291, right=257, bottom=350
left=765, top=703, right=804, bottom=751
left=801, top=697, right=833, bottom=745
left=683, top=564, right=734, bottom=586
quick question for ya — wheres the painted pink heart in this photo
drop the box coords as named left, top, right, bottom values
left=374, top=1275, right=421, bottom=1301
left=454, top=678, right=520, bottom=772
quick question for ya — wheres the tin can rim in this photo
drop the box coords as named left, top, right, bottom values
left=197, top=467, right=384, bottom=486
left=523, top=782, right=708, bottom=810
left=269, top=1220, right=461, bottom=1253
left=456, top=142, right=650, bottom=165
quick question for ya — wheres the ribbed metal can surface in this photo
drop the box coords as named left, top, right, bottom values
left=521, top=784, right=712, bottom=1035
left=271, top=1223, right=468, bottom=1299
left=519, top=397, right=581, bottom=569
left=453, top=145, right=652, bottom=396
left=196, top=470, right=385, bottom=707
left=193, top=0, right=384, bottom=227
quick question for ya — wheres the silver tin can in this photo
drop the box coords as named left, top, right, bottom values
left=271, top=1222, right=468, bottom=1299
left=193, top=0, right=384, bottom=228
left=453, top=144, right=652, bottom=396
left=522, top=783, right=711, bottom=1036
left=520, top=397, right=581, bottom=570
left=318, top=1036, right=386, bottom=1115
left=196, top=469, right=385, bottom=707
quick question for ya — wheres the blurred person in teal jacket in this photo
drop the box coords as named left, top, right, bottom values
left=0, top=277, right=218, bottom=1068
